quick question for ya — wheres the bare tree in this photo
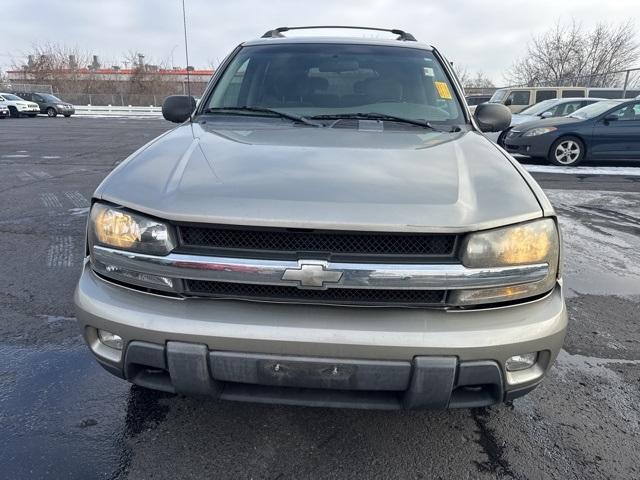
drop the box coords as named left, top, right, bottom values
left=10, top=42, right=100, bottom=93
left=0, top=72, right=9, bottom=90
left=9, top=44, right=209, bottom=104
left=454, top=65, right=495, bottom=89
left=123, top=51, right=179, bottom=98
left=506, top=20, right=639, bottom=87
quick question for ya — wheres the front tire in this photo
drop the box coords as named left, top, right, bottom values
left=548, top=136, right=584, bottom=166
left=47, top=107, right=57, bottom=117
left=8, top=106, right=20, bottom=118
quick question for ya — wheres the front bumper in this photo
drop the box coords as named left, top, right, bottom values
left=56, top=106, right=75, bottom=115
left=17, top=106, right=40, bottom=114
left=75, top=263, right=567, bottom=409
left=504, top=132, right=556, bottom=157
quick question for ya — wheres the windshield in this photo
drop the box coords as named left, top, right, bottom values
left=3, top=94, right=24, bottom=101
left=203, top=43, right=464, bottom=126
left=518, top=99, right=557, bottom=115
left=488, top=89, right=508, bottom=103
left=570, top=100, right=622, bottom=119
left=39, top=94, right=62, bottom=102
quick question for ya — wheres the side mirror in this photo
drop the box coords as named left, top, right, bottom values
left=504, top=98, right=512, bottom=106
left=540, top=111, right=553, bottom=118
left=162, top=95, right=196, bottom=123
left=474, top=103, right=512, bottom=133
left=603, top=114, right=618, bottom=123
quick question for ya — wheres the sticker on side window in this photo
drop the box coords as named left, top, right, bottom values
left=434, top=81, right=452, bottom=100
left=423, top=67, right=434, bottom=77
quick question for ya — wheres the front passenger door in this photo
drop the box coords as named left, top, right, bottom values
left=592, top=102, right=640, bottom=159
left=32, top=94, right=45, bottom=112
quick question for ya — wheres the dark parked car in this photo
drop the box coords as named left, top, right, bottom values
left=503, top=99, right=640, bottom=166
left=0, top=104, right=9, bottom=118
left=16, top=92, right=75, bottom=117
left=491, top=97, right=604, bottom=145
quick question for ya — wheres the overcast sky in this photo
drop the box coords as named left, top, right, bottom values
left=1, top=0, right=639, bottom=84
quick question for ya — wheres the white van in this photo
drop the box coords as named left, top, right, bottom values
left=488, top=86, right=640, bottom=113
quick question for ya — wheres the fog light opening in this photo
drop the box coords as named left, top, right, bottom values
left=98, top=329, right=123, bottom=351
left=506, top=352, right=537, bottom=372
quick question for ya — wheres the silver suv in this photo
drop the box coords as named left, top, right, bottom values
left=75, top=27, right=567, bottom=409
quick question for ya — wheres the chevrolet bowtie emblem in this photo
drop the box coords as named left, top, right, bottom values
left=282, top=262, right=343, bottom=288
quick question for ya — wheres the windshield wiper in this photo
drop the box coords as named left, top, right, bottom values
left=202, top=106, right=321, bottom=127
left=308, top=112, right=453, bottom=130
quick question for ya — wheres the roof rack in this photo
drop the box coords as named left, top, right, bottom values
left=261, top=26, right=417, bottom=42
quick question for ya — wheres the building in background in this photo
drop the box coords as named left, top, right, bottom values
left=5, top=54, right=214, bottom=106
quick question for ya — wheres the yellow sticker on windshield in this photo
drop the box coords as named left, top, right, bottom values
left=435, top=81, right=452, bottom=100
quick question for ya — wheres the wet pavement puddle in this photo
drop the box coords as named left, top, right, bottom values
left=546, top=189, right=640, bottom=298
left=0, top=342, right=171, bottom=479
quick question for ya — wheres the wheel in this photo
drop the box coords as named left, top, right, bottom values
left=548, top=136, right=584, bottom=166
left=47, top=107, right=57, bottom=117
left=8, top=106, right=20, bottom=118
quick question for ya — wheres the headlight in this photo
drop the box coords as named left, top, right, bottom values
left=57, top=104, right=65, bottom=108
left=88, top=203, right=177, bottom=291
left=451, top=219, right=560, bottom=306
left=522, top=127, right=557, bottom=137
left=89, top=203, right=176, bottom=255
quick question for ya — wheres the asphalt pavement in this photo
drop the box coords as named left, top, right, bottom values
left=1, top=116, right=639, bottom=480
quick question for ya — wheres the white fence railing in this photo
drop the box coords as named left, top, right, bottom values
left=74, top=105, right=161, bottom=117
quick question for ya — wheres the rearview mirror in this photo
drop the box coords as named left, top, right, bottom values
left=162, top=95, right=196, bottom=123
left=474, top=103, right=512, bottom=133
left=603, top=114, right=619, bottom=123
left=540, top=111, right=553, bottom=118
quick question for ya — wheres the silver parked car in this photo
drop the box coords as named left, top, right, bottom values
left=75, top=26, right=566, bottom=409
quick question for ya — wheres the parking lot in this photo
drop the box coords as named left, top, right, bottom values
left=1, top=117, right=639, bottom=479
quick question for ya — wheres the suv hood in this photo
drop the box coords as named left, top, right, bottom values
left=96, top=122, right=543, bottom=232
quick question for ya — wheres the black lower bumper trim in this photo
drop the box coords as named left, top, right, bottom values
left=120, top=340, right=508, bottom=409
left=221, top=383, right=403, bottom=410
left=504, top=382, right=541, bottom=401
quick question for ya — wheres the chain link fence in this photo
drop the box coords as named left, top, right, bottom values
left=510, top=66, right=640, bottom=94
left=53, top=83, right=209, bottom=106
left=6, top=83, right=54, bottom=93
left=56, top=93, right=164, bottom=106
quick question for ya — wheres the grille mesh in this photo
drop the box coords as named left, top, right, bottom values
left=179, top=226, right=456, bottom=257
left=185, top=280, right=445, bottom=306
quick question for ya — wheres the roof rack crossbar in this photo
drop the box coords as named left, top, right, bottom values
left=261, top=26, right=417, bottom=41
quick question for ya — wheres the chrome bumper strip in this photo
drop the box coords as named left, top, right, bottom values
left=92, top=246, right=549, bottom=291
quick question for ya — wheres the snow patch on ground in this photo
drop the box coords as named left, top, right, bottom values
left=524, top=164, right=640, bottom=176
